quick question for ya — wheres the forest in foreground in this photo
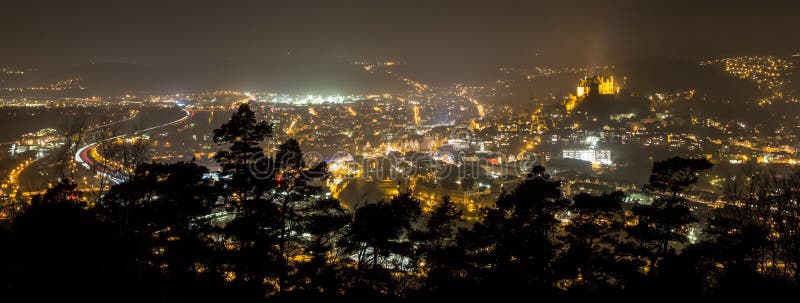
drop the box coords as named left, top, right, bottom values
left=1, top=104, right=800, bottom=302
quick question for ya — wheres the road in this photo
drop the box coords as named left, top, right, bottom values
left=75, top=107, right=195, bottom=184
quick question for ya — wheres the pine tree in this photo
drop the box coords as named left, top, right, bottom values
left=213, top=103, right=272, bottom=210
left=629, top=157, right=712, bottom=268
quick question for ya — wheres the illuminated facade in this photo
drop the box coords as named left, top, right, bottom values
left=576, top=75, right=618, bottom=97
left=562, top=148, right=612, bottom=165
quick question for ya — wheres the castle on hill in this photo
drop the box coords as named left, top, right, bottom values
left=576, top=75, right=618, bottom=97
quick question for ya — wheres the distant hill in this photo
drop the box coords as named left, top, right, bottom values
left=51, top=62, right=158, bottom=95
left=2, top=57, right=408, bottom=97
left=616, top=56, right=763, bottom=101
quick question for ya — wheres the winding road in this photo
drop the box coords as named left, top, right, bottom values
left=75, top=107, right=195, bottom=184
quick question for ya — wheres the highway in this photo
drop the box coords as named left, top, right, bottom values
left=75, top=107, right=195, bottom=184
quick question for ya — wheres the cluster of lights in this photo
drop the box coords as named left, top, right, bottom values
left=0, top=67, right=27, bottom=75
left=723, top=56, right=791, bottom=86
left=0, top=77, right=84, bottom=92
left=705, top=56, right=794, bottom=104
left=0, top=158, right=34, bottom=198
left=267, top=95, right=360, bottom=105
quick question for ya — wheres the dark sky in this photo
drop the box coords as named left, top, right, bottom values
left=1, top=0, right=799, bottom=67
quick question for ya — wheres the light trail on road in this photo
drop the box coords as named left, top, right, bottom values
left=75, top=107, right=195, bottom=185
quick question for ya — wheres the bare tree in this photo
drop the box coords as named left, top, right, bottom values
left=92, top=121, right=151, bottom=204
left=58, top=114, right=90, bottom=180
left=720, top=165, right=800, bottom=285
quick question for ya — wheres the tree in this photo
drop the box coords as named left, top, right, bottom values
left=97, top=161, right=217, bottom=294
left=100, top=161, right=214, bottom=236
left=644, top=157, right=713, bottom=199
left=91, top=122, right=150, bottom=203
left=458, top=166, right=568, bottom=298
left=422, top=196, right=462, bottom=252
left=1, top=180, right=130, bottom=300
left=703, top=167, right=800, bottom=292
left=557, top=191, right=639, bottom=294
left=290, top=198, right=350, bottom=298
left=414, top=196, right=465, bottom=296
left=629, top=157, right=712, bottom=272
left=58, top=114, right=89, bottom=180
left=341, top=192, right=422, bottom=297
left=213, top=103, right=272, bottom=210
left=220, top=138, right=350, bottom=298
left=271, top=138, right=339, bottom=296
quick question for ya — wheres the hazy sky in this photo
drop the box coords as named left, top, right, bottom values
left=2, top=0, right=799, bottom=67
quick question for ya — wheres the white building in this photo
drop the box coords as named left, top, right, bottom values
left=562, top=148, right=612, bottom=165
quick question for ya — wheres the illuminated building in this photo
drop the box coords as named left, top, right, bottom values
left=576, top=75, right=618, bottom=97
left=562, top=148, right=612, bottom=165
left=566, top=75, right=619, bottom=113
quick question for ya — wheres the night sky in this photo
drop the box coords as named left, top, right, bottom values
left=2, top=0, right=798, bottom=67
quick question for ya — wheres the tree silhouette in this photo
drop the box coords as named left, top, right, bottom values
left=270, top=138, right=340, bottom=296
left=0, top=180, right=132, bottom=300
left=213, top=102, right=272, bottom=210
left=557, top=191, right=640, bottom=295
left=94, top=161, right=219, bottom=300
left=458, top=165, right=568, bottom=298
left=413, top=196, right=466, bottom=297
left=10, top=126, right=800, bottom=300
left=644, top=157, right=713, bottom=198
left=289, top=198, right=350, bottom=299
left=702, top=167, right=800, bottom=293
left=218, top=138, right=351, bottom=299
left=629, top=157, right=712, bottom=276
left=341, top=192, right=422, bottom=297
